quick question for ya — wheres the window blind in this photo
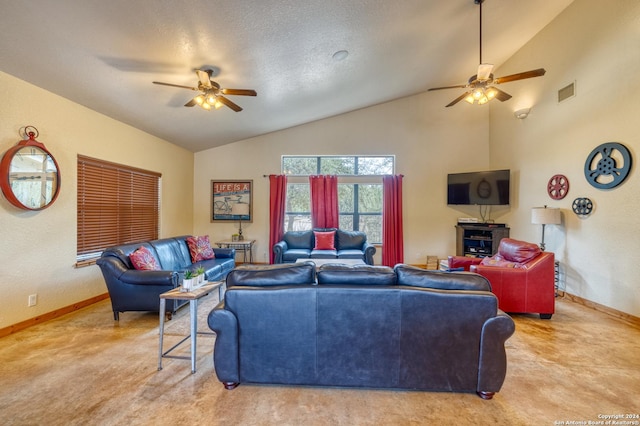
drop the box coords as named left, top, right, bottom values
left=77, top=155, right=161, bottom=264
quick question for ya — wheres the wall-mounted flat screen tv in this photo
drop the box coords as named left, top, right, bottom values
left=447, top=169, right=510, bottom=205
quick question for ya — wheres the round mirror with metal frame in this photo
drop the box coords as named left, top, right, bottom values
left=0, top=127, right=60, bottom=210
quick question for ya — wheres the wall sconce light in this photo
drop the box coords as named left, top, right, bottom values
left=514, top=108, right=531, bottom=119
left=531, top=205, right=561, bottom=251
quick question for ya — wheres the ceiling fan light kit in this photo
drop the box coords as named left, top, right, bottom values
left=465, top=85, right=498, bottom=105
left=428, top=0, right=546, bottom=107
left=153, top=68, right=256, bottom=112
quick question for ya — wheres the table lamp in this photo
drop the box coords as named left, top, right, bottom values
left=231, top=202, right=250, bottom=240
left=531, top=206, right=561, bottom=251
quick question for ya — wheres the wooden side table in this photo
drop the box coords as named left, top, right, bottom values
left=215, top=239, right=255, bottom=264
left=158, top=281, right=224, bottom=373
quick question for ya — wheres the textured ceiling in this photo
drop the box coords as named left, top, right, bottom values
left=0, top=0, right=574, bottom=152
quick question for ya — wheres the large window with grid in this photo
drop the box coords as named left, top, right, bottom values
left=282, top=155, right=394, bottom=244
left=76, top=155, right=161, bottom=265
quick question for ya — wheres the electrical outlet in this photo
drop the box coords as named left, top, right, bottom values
left=28, top=294, right=37, bottom=307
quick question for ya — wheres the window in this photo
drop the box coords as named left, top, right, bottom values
left=76, top=155, right=161, bottom=265
left=282, top=156, right=394, bottom=244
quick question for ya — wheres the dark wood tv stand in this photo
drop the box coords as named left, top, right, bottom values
left=455, top=224, right=510, bottom=257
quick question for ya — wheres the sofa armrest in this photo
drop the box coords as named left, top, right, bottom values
left=272, top=241, right=288, bottom=264
left=363, top=242, right=376, bottom=265
left=477, top=311, right=516, bottom=394
left=213, top=248, right=236, bottom=259
left=97, top=256, right=179, bottom=287
left=449, top=256, right=482, bottom=271
left=208, top=306, right=239, bottom=385
left=119, top=269, right=179, bottom=286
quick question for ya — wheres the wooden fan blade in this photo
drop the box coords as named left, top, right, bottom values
left=494, top=68, right=546, bottom=84
left=196, top=70, right=213, bottom=88
left=492, top=87, right=512, bottom=102
left=222, top=88, right=257, bottom=96
left=153, top=81, right=198, bottom=91
left=184, top=98, right=197, bottom=107
left=428, top=84, right=467, bottom=91
left=217, top=95, right=243, bottom=112
left=446, top=92, right=471, bottom=107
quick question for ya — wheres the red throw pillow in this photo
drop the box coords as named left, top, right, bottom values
left=129, top=246, right=161, bottom=271
left=314, top=231, right=336, bottom=250
left=186, top=235, right=215, bottom=262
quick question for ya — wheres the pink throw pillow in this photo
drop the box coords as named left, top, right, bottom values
left=186, top=235, right=216, bottom=262
left=129, top=246, right=161, bottom=271
left=314, top=231, right=336, bottom=250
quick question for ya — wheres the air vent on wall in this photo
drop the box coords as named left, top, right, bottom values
left=558, top=82, right=576, bottom=103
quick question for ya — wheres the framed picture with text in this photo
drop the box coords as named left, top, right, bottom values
left=211, top=180, right=253, bottom=222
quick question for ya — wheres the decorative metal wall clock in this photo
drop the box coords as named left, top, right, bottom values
left=584, top=142, right=632, bottom=189
left=0, top=126, right=60, bottom=210
left=547, top=174, right=569, bottom=200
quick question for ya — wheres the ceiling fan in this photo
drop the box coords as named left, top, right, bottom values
left=428, top=0, right=546, bottom=107
left=153, top=69, right=257, bottom=112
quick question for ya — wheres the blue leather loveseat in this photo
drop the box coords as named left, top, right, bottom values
left=208, top=262, right=515, bottom=399
left=97, top=235, right=235, bottom=320
left=272, top=228, right=376, bottom=265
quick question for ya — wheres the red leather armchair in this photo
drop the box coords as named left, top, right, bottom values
left=450, top=238, right=555, bottom=319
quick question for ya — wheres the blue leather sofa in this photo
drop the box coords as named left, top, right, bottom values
left=97, top=235, right=235, bottom=320
left=208, top=262, right=515, bottom=399
left=272, top=228, right=376, bottom=264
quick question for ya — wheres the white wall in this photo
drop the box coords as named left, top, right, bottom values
left=0, top=71, right=194, bottom=328
left=489, top=0, right=640, bottom=316
left=195, top=91, right=490, bottom=266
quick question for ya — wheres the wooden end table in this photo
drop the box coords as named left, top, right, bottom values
left=158, top=281, right=224, bottom=373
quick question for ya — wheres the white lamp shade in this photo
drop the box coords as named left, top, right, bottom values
left=231, top=202, right=250, bottom=216
left=531, top=207, right=561, bottom=225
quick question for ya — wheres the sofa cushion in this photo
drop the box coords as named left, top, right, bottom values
left=129, top=246, right=161, bottom=271
left=480, top=255, right=517, bottom=268
left=317, top=264, right=396, bottom=286
left=498, top=238, right=541, bottom=263
left=226, top=262, right=316, bottom=287
left=394, top=264, right=491, bottom=291
left=284, top=230, right=314, bottom=249
left=149, top=237, right=190, bottom=270
left=313, top=230, right=336, bottom=250
left=336, top=229, right=366, bottom=250
left=310, top=249, right=338, bottom=259
left=283, top=249, right=311, bottom=262
left=337, top=249, right=366, bottom=260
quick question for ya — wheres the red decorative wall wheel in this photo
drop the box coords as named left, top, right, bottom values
left=547, top=174, right=569, bottom=200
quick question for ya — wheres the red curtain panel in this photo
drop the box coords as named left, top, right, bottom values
left=382, top=175, right=404, bottom=267
left=309, top=175, right=339, bottom=229
left=269, top=174, right=288, bottom=264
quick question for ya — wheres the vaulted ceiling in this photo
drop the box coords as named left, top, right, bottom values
left=0, top=0, right=574, bottom=152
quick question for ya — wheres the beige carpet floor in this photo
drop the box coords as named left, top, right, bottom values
left=0, top=293, right=639, bottom=426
